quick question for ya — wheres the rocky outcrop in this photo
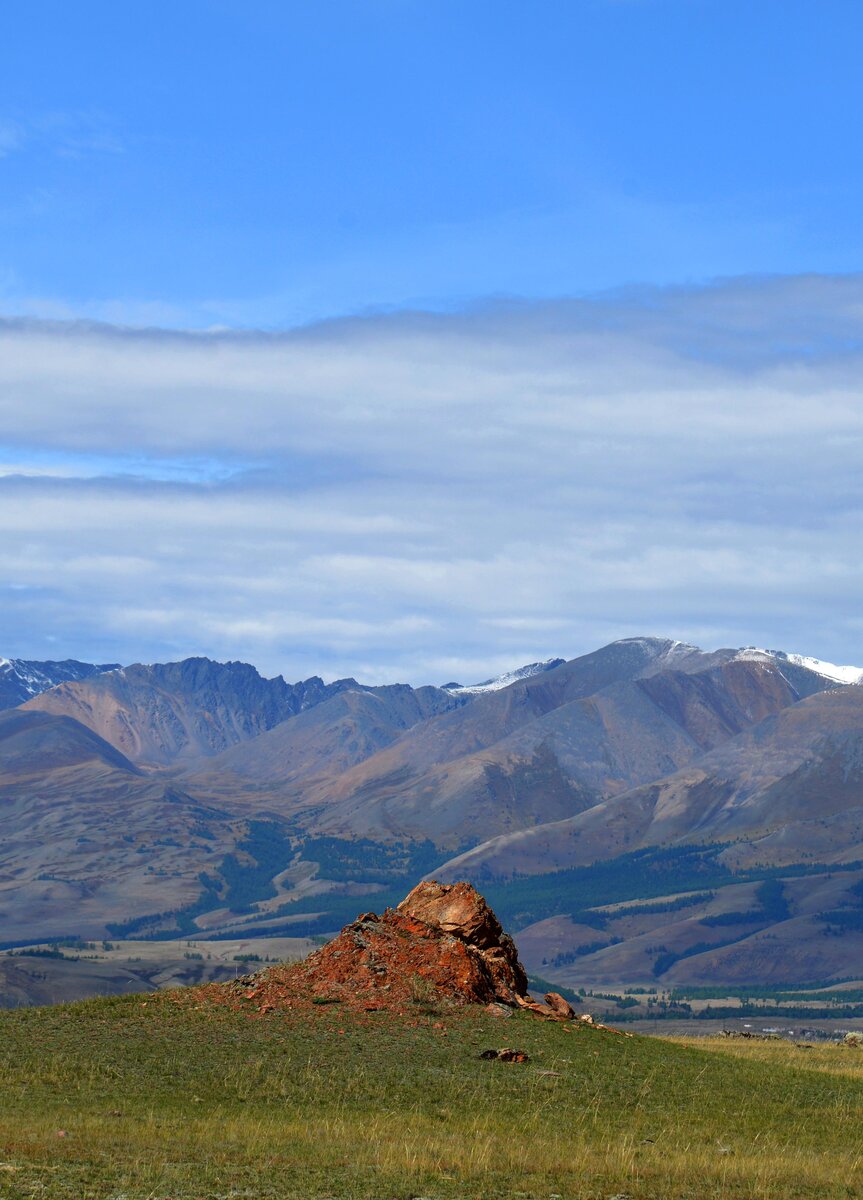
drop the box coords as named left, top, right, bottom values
left=291, top=880, right=531, bottom=1008
left=214, top=880, right=578, bottom=1018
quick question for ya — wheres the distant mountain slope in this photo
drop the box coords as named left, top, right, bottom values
left=22, top=657, right=367, bottom=767
left=0, top=708, right=140, bottom=778
left=4, top=635, right=862, bottom=975
left=511, top=868, right=863, bottom=987
left=435, top=683, right=863, bottom=882
left=0, top=656, right=118, bottom=711
left=298, top=646, right=839, bottom=845
left=184, top=683, right=466, bottom=806
left=735, top=647, right=863, bottom=687
left=0, top=708, right=243, bottom=943
left=442, top=657, right=565, bottom=694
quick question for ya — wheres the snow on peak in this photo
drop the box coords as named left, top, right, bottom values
left=443, top=658, right=565, bottom=695
left=734, top=647, right=863, bottom=686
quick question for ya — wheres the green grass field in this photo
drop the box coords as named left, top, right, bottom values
left=3, top=991, right=863, bottom=1199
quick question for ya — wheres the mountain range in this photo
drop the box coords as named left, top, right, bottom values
left=3, top=636, right=863, bottom=990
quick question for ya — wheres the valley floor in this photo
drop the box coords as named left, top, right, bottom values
left=3, top=992, right=863, bottom=1198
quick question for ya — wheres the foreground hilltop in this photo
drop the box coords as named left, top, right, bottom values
left=3, top=947, right=863, bottom=1198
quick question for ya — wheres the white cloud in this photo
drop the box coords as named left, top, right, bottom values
left=0, top=274, right=862, bottom=681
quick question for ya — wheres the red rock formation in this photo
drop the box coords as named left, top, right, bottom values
left=192, top=880, right=583, bottom=1020
left=398, top=881, right=529, bottom=1003
left=291, top=880, right=531, bottom=1008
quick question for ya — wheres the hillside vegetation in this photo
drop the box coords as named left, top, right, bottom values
left=2, top=992, right=863, bottom=1198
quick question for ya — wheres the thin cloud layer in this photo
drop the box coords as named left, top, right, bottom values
left=1, top=274, right=862, bottom=683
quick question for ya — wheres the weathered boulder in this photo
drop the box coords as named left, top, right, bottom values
left=398, top=880, right=504, bottom=948
left=544, top=991, right=576, bottom=1019
left=398, top=880, right=530, bottom=1003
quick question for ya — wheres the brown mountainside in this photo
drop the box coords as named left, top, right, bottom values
left=183, top=683, right=466, bottom=807
left=286, top=653, right=834, bottom=846
left=0, top=709, right=240, bottom=944
left=2, top=637, right=860, bottom=977
left=436, top=684, right=863, bottom=883
left=23, top=657, right=370, bottom=767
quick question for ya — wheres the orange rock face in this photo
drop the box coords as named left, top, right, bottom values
left=543, top=991, right=576, bottom=1019
left=398, top=880, right=504, bottom=948
left=397, top=881, right=530, bottom=1003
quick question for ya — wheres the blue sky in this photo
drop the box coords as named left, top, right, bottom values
left=2, top=1, right=863, bottom=325
left=1, top=3, right=863, bottom=681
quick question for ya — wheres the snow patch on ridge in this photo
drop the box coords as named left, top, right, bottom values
left=735, top=647, right=863, bottom=686
left=443, top=658, right=565, bottom=695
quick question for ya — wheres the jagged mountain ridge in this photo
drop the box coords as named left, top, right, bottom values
left=0, top=656, right=119, bottom=711
left=22, top=657, right=382, bottom=767
left=12, top=638, right=856, bottom=841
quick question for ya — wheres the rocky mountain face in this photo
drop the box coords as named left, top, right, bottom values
left=184, top=683, right=467, bottom=808
left=23, top=657, right=373, bottom=767
left=0, top=656, right=118, bottom=711
left=436, top=683, right=863, bottom=882
left=4, top=637, right=863, bottom=990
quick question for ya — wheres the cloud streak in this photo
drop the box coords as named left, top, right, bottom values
left=1, top=274, right=862, bottom=682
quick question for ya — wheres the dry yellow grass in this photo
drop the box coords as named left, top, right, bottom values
left=3, top=993, right=863, bottom=1198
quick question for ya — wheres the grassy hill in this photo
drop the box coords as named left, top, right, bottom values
left=2, top=990, right=863, bottom=1198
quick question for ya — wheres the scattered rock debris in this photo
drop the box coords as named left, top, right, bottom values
left=479, top=1047, right=530, bottom=1063
left=719, top=1029, right=781, bottom=1041
left=484, top=1002, right=513, bottom=1018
